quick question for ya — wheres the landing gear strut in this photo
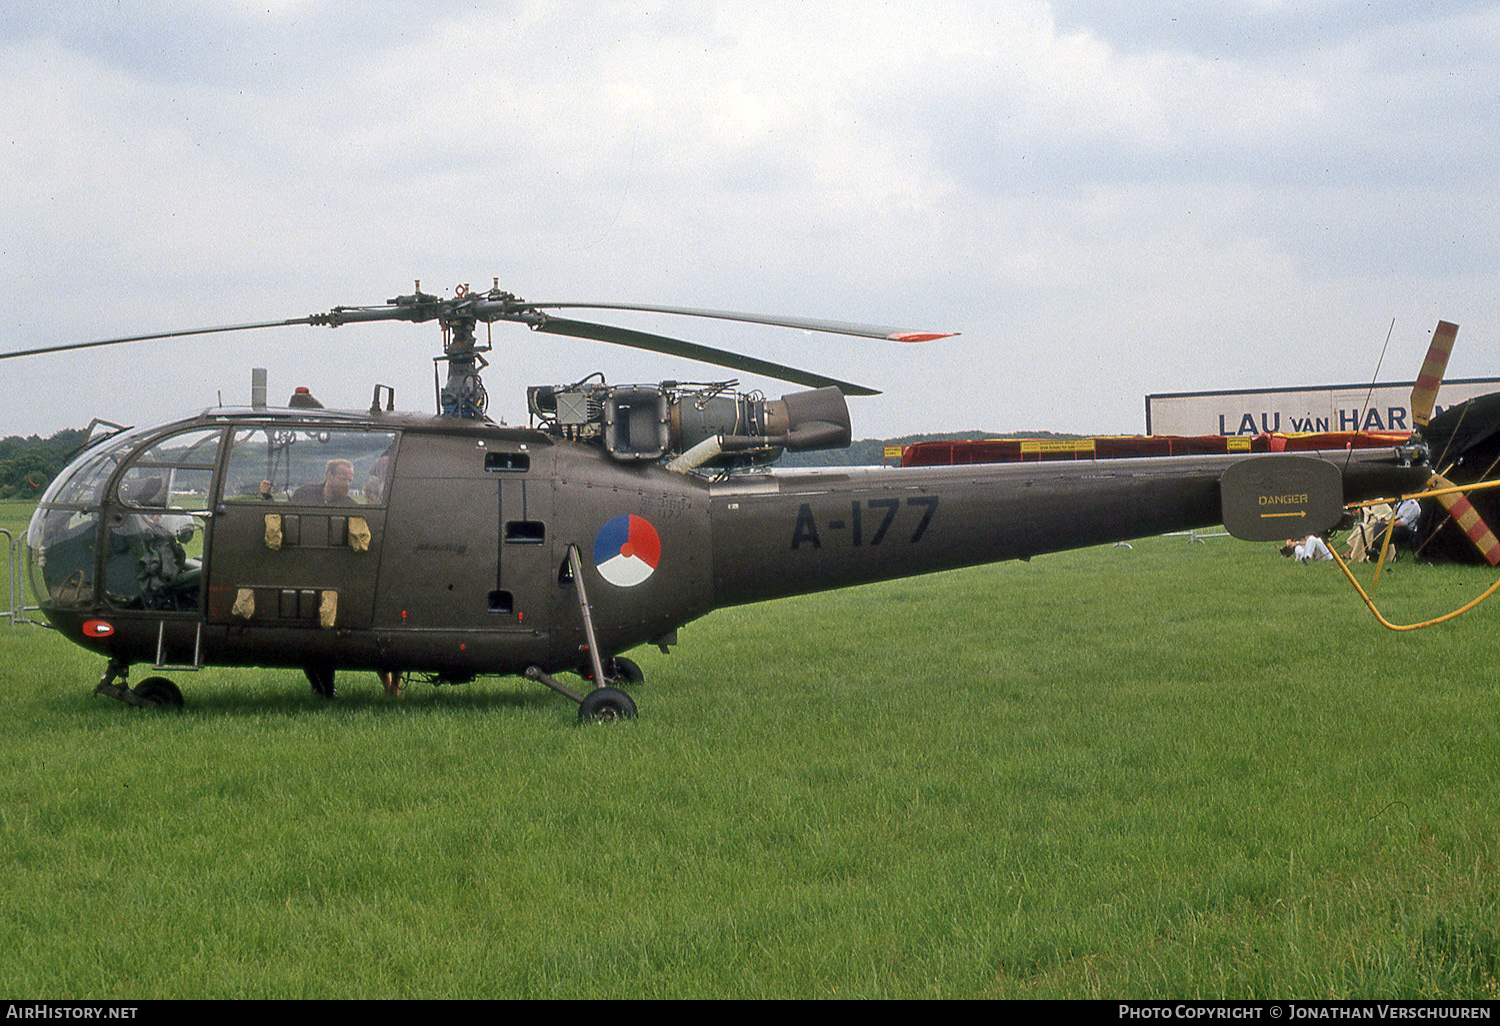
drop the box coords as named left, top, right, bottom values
left=93, top=659, right=183, bottom=708
left=558, top=544, right=641, bottom=724
left=522, top=666, right=639, bottom=723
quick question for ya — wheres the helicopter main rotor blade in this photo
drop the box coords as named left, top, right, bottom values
left=0, top=288, right=922, bottom=397
left=532, top=317, right=881, bottom=396
left=0, top=292, right=463, bottom=364
left=515, top=302, right=957, bottom=343
left=0, top=317, right=320, bottom=361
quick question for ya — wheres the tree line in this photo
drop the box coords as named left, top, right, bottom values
left=0, top=429, right=88, bottom=499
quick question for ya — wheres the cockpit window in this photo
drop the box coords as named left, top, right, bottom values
left=101, top=427, right=224, bottom=612
left=223, top=428, right=397, bottom=506
left=28, top=425, right=224, bottom=612
left=27, top=509, right=99, bottom=609
left=128, top=428, right=222, bottom=469
left=28, top=428, right=145, bottom=609
left=42, top=428, right=144, bottom=506
left=115, top=429, right=223, bottom=514
left=48, top=451, right=117, bottom=506
left=117, top=466, right=215, bottom=511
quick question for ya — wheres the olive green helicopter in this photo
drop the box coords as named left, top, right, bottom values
left=4, top=286, right=1495, bottom=721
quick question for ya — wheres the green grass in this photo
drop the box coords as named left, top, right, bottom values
left=1, top=498, right=1498, bottom=998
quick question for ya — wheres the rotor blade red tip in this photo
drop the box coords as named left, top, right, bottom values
left=888, top=332, right=958, bottom=343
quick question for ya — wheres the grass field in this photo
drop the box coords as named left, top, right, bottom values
left=1, top=499, right=1497, bottom=999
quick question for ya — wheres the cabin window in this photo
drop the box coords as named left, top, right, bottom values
left=223, top=428, right=398, bottom=506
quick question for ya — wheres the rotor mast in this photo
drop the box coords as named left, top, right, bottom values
left=439, top=312, right=486, bottom=418
left=436, top=282, right=492, bottom=419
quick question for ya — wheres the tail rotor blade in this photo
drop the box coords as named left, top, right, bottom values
left=1411, top=320, right=1459, bottom=429
left=1426, top=471, right=1500, bottom=565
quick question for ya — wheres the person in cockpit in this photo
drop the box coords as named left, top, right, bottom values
left=291, top=458, right=356, bottom=504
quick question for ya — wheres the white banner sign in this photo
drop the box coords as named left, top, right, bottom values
left=1146, top=379, right=1500, bottom=437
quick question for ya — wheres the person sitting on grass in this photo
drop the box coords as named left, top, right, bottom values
left=1280, top=535, right=1333, bottom=563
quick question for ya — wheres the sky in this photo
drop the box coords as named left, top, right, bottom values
left=2, top=0, right=1498, bottom=440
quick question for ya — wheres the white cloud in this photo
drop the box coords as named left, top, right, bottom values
left=2, top=1, right=1498, bottom=441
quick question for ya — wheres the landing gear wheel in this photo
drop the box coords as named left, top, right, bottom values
left=606, top=656, right=644, bottom=687
left=133, top=676, right=184, bottom=708
left=578, top=686, right=637, bottom=724
left=304, top=665, right=337, bottom=699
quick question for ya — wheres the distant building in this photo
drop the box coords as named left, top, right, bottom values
left=1145, top=378, right=1500, bottom=437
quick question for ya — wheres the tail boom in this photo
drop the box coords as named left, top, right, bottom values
left=708, top=448, right=1427, bottom=607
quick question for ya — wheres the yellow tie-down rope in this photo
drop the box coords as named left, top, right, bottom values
left=1333, top=478, right=1500, bottom=631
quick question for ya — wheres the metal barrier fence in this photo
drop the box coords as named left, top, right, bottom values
left=1165, top=526, right=1231, bottom=543
left=2, top=528, right=41, bottom=626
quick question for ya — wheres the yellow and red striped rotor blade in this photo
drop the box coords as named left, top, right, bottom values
left=1411, top=320, right=1459, bottom=428
left=1428, top=472, right=1500, bottom=565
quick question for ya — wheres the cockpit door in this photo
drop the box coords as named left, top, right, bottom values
left=100, top=427, right=223, bottom=614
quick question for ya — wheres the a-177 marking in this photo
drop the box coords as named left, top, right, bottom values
left=791, top=496, right=939, bottom=550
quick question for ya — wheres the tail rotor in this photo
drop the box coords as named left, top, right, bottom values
left=1404, top=321, right=1500, bottom=564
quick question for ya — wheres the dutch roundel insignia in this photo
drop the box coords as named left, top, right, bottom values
left=593, top=514, right=661, bottom=587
